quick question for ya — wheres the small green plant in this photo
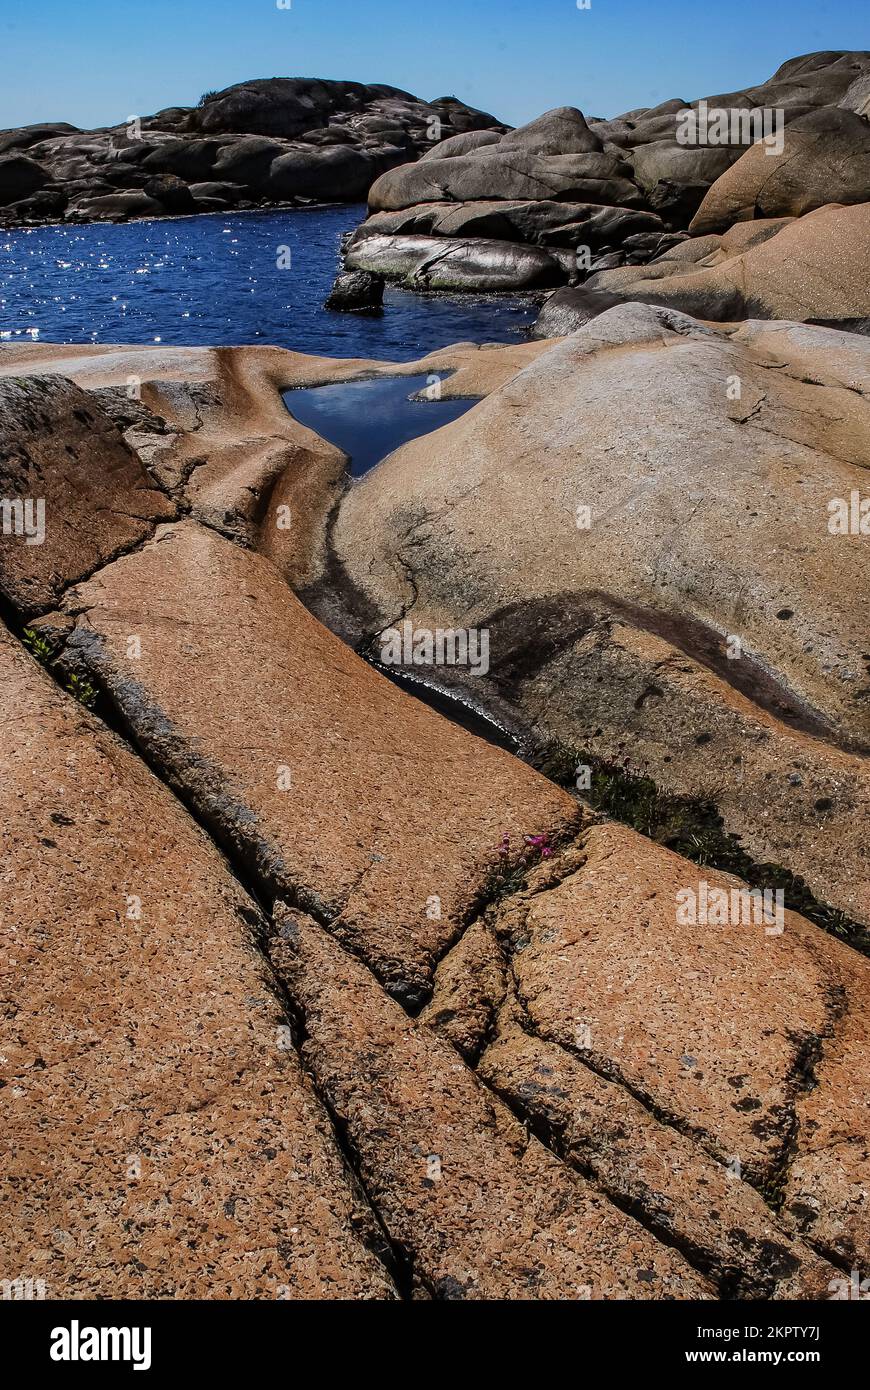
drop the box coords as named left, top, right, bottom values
left=22, top=628, right=98, bottom=710
left=64, top=672, right=99, bottom=710
left=22, top=627, right=56, bottom=664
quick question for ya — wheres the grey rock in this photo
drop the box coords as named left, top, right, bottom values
left=531, top=285, right=627, bottom=337
left=325, top=269, right=385, bottom=312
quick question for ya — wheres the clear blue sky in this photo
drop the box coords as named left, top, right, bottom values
left=1, top=0, right=866, bottom=131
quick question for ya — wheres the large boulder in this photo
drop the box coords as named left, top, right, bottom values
left=350, top=198, right=664, bottom=249
left=690, top=106, right=870, bottom=233
left=495, top=106, right=602, bottom=155
left=0, top=153, right=47, bottom=205
left=350, top=52, right=870, bottom=287
left=417, top=129, right=503, bottom=162
left=629, top=141, right=736, bottom=192
left=346, top=232, right=565, bottom=289
left=139, top=137, right=224, bottom=181
left=328, top=304, right=870, bottom=926
left=531, top=284, right=627, bottom=336
left=268, top=144, right=379, bottom=200
left=65, top=189, right=164, bottom=221
left=368, top=145, right=638, bottom=212
left=324, top=268, right=385, bottom=312
left=210, top=135, right=288, bottom=185
left=480, top=826, right=870, bottom=1268
left=587, top=203, right=870, bottom=325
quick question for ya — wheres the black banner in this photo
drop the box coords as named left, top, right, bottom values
left=2, top=1297, right=866, bottom=1375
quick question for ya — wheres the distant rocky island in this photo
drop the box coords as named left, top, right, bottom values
left=1, top=50, right=870, bottom=1306
left=0, top=77, right=504, bottom=225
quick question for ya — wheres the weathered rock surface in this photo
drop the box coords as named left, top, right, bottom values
left=324, top=268, right=385, bottom=312
left=350, top=51, right=870, bottom=303
left=531, top=284, right=628, bottom=337
left=0, top=78, right=504, bottom=227
left=0, top=153, right=49, bottom=205
left=349, top=198, right=665, bottom=250
left=33, top=518, right=578, bottom=1004
left=346, top=232, right=565, bottom=290
left=478, top=1016, right=832, bottom=1298
left=476, top=825, right=870, bottom=1272
left=270, top=908, right=714, bottom=1299
left=0, top=336, right=552, bottom=590
left=586, top=203, right=870, bottom=325
left=2, top=330, right=868, bottom=1300
left=690, top=106, right=870, bottom=234
left=327, top=305, right=870, bottom=928
left=0, top=375, right=174, bottom=615
left=0, top=624, right=395, bottom=1299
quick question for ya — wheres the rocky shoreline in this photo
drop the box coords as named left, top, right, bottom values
left=2, top=50, right=870, bottom=1302
left=0, top=77, right=503, bottom=228
left=340, top=51, right=870, bottom=330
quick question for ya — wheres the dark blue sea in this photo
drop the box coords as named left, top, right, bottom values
left=0, top=204, right=539, bottom=359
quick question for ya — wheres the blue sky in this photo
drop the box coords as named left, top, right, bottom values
left=1, top=0, right=866, bottom=130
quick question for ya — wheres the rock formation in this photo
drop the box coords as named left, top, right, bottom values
left=1, top=316, right=868, bottom=1298
left=342, top=51, right=870, bottom=319
left=2, top=48, right=870, bottom=1306
left=0, top=78, right=504, bottom=227
left=321, top=304, right=870, bottom=935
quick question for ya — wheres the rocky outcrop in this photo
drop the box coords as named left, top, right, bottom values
left=345, top=232, right=566, bottom=290
left=689, top=106, right=870, bottom=233
left=0, top=153, right=48, bottom=205
left=1, top=332, right=868, bottom=1301
left=324, top=268, right=385, bottom=312
left=0, top=623, right=395, bottom=1299
left=348, top=51, right=870, bottom=312
left=0, top=375, right=174, bottom=615
left=270, top=909, right=715, bottom=1300
left=0, top=78, right=505, bottom=227
left=480, top=827, right=870, bottom=1271
left=0, top=335, right=551, bottom=587
left=325, top=304, right=870, bottom=931
left=584, top=204, right=870, bottom=327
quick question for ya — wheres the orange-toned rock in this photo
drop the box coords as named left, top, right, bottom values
left=478, top=1008, right=835, bottom=1298
left=487, top=821, right=870, bottom=1266
left=270, top=908, right=714, bottom=1300
left=330, top=305, right=870, bottom=927
left=689, top=108, right=870, bottom=234
left=588, top=203, right=870, bottom=325
left=0, top=624, right=394, bottom=1299
left=40, top=519, right=578, bottom=1004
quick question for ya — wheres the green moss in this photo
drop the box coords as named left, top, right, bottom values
left=533, top=740, right=866, bottom=952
